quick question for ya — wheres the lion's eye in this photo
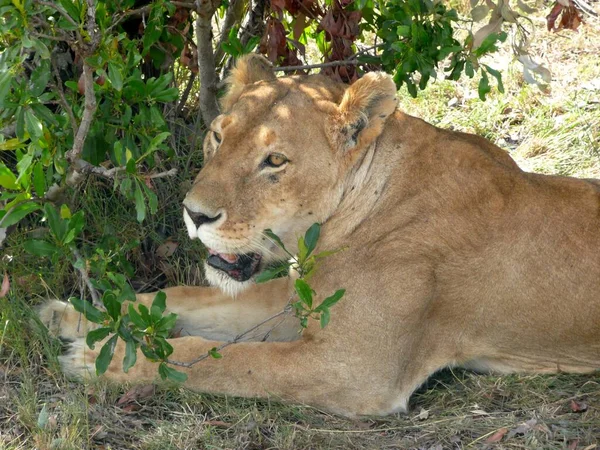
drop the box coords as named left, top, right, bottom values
left=213, top=131, right=222, bottom=144
left=264, top=153, right=288, bottom=168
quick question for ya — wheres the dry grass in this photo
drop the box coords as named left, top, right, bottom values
left=1, top=14, right=600, bottom=450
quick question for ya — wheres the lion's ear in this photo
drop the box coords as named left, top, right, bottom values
left=220, top=54, right=276, bottom=112
left=333, top=72, right=397, bottom=156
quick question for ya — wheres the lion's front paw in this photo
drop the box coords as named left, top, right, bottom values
left=37, top=300, right=99, bottom=340
left=58, top=337, right=98, bottom=380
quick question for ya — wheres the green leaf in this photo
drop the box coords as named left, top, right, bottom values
left=15, top=107, right=25, bottom=140
left=68, top=210, right=85, bottom=237
left=484, top=65, right=504, bottom=94
left=0, top=71, right=12, bottom=108
left=70, top=297, right=107, bottom=324
left=158, top=362, right=188, bottom=382
left=294, top=279, right=313, bottom=309
left=140, top=132, right=170, bottom=160
left=122, top=339, right=137, bottom=373
left=103, top=292, right=121, bottom=321
left=138, top=304, right=151, bottom=323
left=209, top=347, right=222, bottom=359
left=320, top=308, right=331, bottom=328
left=107, top=62, right=123, bottom=91
left=44, top=203, right=66, bottom=242
left=255, top=265, right=289, bottom=283
left=264, top=229, right=285, bottom=249
left=1, top=202, right=40, bottom=227
left=151, top=291, right=167, bottom=314
left=128, top=303, right=148, bottom=329
left=297, top=236, right=308, bottom=264
left=86, top=327, right=112, bottom=349
left=32, top=162, right=46, bottom=197
left=24, top=109, right=43, bottom=141
left=29, top=60, right=51, bottom=97
left=156, top=313, right=177, bottom=332
left=96, top=335, right=118, bottom=376
left=134, top=182, right=146, bottom=222
left=23, top=239, right=57, bottom=257
left=304, top=223, right=320, bottom=257
left=478, top=70, right=491, bottom=101
left=314, top=289, right=345, bottom=312
left=0, top=164, right=18, bottom=189
left=58, top=0, right=80, bottom=22
left=126, top=157, right=137, bottom=174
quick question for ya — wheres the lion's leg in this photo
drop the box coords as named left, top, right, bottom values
left=133, top=278, right=299, bottom=341
left=39, top=278, right=299, bottom=343
left=59, top=334, right=398, bottom=417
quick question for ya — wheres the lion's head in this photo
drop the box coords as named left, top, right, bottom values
left=183, top=55, right=398, bottom=294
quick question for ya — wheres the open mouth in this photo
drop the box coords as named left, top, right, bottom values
left=206, top=249, right=262, bottom=282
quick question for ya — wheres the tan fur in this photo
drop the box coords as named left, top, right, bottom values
left=40, top=55, right=600, bottom=417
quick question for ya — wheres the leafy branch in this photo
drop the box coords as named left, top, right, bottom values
left=68, top=223, right=345, bottom=381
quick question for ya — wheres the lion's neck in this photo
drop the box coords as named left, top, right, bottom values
left=321, top=139, right=394, bottom=247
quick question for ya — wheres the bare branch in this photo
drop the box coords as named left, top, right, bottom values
left=274, top=59, right=361, bottom=72
left=30, top=31, right=72, bottom=42
left=85, top=0, right=99, bottom=49
left=146, top=168, right=179, bottom=179
left=72, top=249, right=101, bottom=307
left=65, top=63, right=96, bottom=168
left=196, top=0, right=221, bottom=126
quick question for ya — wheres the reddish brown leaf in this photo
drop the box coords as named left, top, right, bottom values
left=546, top=2, right=564, bottom=30
left=293, top=13, right=306, bottom=40
left=271, top=0, right=285, bottom=12
left=570, top=399, right=588, bottom=413
left=0, top=272, right=9, bottom=298
left=156, top=241, right=179, bottom=259
left=486, top=427, right=508, bottom=443
left=117, top=384, right=156, bottom=406
left=568, top=439, right=580, bottom=450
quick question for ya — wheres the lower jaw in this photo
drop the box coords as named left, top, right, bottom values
left=204, top=264, right=254, bottom=297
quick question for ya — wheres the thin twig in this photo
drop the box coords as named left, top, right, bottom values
left=146, top=168, right=178, bottom=179
left=274, top=59, right=361, bottom=72
left=30, top=31, right=71, bottom=42
left=176, top=73, right=197, bottom=116
left=72, top=249, right=101, bottom=307
left=34, top=0, right=79, bottom=29
left=51, top=59, right=78, bottom=138
left=167, top=302, right=294, bottom=368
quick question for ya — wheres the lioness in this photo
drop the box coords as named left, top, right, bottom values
left=40, top=54, right=600, bottom=417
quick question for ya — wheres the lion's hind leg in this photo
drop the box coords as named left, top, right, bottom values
left=37, top=300, right=98, bottom=340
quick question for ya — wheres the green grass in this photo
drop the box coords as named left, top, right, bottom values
left=1, top=19, right=600, bottom=450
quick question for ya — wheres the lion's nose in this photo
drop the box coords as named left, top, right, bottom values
left=184, top=206, right=221, bottom=228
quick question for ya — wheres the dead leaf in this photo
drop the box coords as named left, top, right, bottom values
left=416, top=408, right=429, bottom=420
left=117, top=384, right=155, bottom=407
left=570, top=399, right=588, bottom=413
left=568, top=439, right=580, bottom=450
left=156, top=241, right=179, bottom=259
left=486, top=427, right=508, bottom=443
left=507, top=419, right=537, bottom=438
left=473, top=18, right=503, bottom=49
left=0, top=272, right=9, bottom=298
